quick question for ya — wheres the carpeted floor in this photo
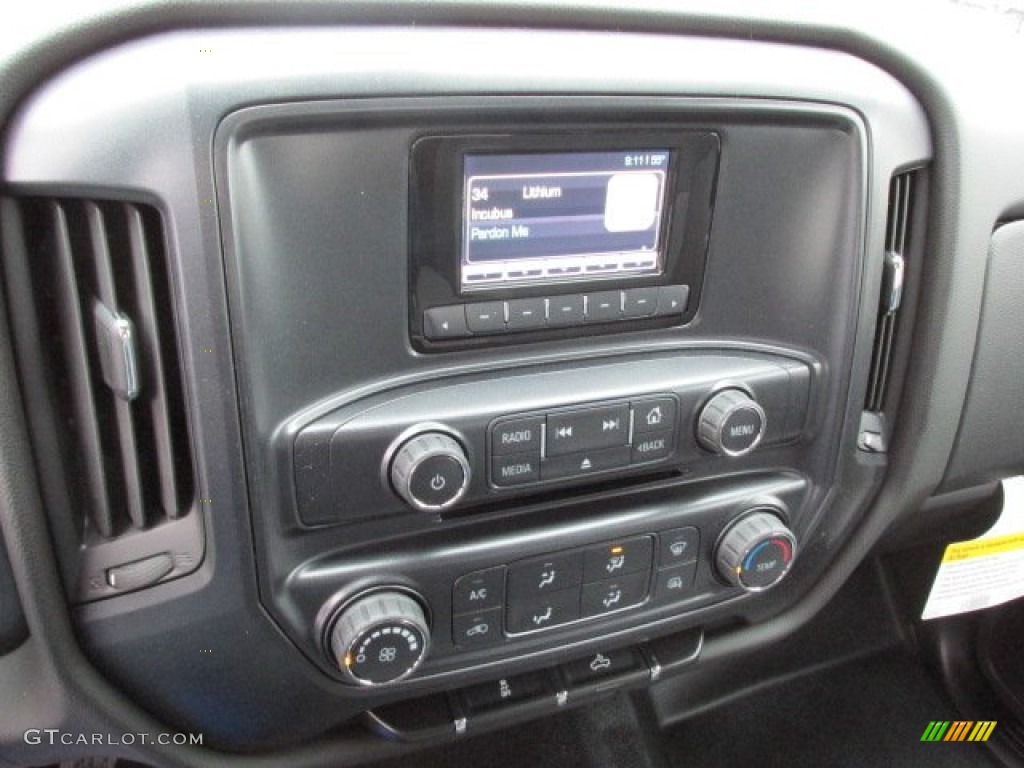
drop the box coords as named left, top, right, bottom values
left=661, top=650, right=997, bottom=768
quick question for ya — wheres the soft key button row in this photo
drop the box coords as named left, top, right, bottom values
left=423, top=286, right=690, bottom=340
left=489, top=396, right=678, bottom=489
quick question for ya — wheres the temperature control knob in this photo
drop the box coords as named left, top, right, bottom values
left=328, top=590, right=431, bottom=686
left=697, top=388, right=766, bottom=457
left=715, top=510, right=797, bottom=591
left=389, top=431, right=471, bottom=511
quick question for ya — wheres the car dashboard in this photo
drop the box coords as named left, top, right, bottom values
left=0, top=3, right=1023, bottom=767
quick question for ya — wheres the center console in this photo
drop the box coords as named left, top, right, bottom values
left=216, top=91, right=866, bottom=719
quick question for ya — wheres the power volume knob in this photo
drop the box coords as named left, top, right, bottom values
left=715, top=510, right=797, bottom=592
left=328, top=591, right=431, bottom=686
left=697, top=388, right=766, bottom=457
left=389, top=431, right=471, bottom=511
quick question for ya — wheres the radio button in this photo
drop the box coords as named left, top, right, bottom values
left=423, top=305, right=470, bottom=339
left=582, top=536, right=653, bottom=583
left=631, top=430, right=674, bottom=463
left=506, top=298, right=547, bottom=331
left=506, top=587, right=580, bottom=634
left=453, top=567, right=505, bottom=613
left=585, top=290, right=623, bottom=322
left=541, top=446, right=631, bottom=481
left=547, top=294, right=585, bottom=326
left=453, top=608, right=504, bottom=649
left=491, top=453, right=540, bottom=487
left=655, top=285, right=690, bottom=316
left=633, top=397, right=677, bottom=434
left=491, top=417, right=543, bottom=456
left=622, top=287, right=659, bottom=318
left=465, top=302, right=506, bottom=333
left=508, top=552, right=583, bottom=601
left=580, top=571, right=649, bottom=618
left=546, top=404, right=629, bottom=456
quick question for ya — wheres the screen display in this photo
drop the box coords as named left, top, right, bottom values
left=461, top=149, right=672, bottom=291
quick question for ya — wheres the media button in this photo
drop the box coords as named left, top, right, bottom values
left=491, top=453, right=540, bottom=487
left=582, top=536, right=653, bottom=583
left=547, top=294, right=585, bottom=326
left=585, top=291, right=623, bottom=322
left=491, top=417, right=543, bottom=456
left=465, top=302, right=506, bottom=333
left=546, top=404, right=629, bottom=456
left=622, top=287, right=659, bottom=318
left=506, top=298, right=546, bottom=331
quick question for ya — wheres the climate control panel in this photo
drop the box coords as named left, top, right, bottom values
left=311, top=494, right=799, bottom=687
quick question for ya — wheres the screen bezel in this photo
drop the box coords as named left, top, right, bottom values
left=409, top=128, right=720, bottom=349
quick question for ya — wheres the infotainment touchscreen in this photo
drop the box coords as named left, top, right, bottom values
left=460, top=150, right=672, bottom=291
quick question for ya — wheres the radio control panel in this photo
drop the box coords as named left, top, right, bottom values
left=488, top=396, right=678, bottom=489
left=292, top=351, right=813, bottom=526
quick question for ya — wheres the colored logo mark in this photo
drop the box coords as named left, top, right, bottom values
left=921, top=720, right=997, bottom=742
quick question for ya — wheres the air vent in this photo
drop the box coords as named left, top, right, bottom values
left=1, top=196, right=201, bottom=601
left=864, top=171, right=918, bottom=414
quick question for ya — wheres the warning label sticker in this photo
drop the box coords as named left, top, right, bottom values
left=922, top=476, right=1024, bottom=620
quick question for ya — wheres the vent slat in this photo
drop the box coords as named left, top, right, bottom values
left=897, top=174, right=913, bottom=254
left=126, top=204, right=183, bottom=518
left=51, top=202, right=116, bottom=538
left=865, top=170, right=919, bottom=414
left=87, top=203, right=147, bottom=531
